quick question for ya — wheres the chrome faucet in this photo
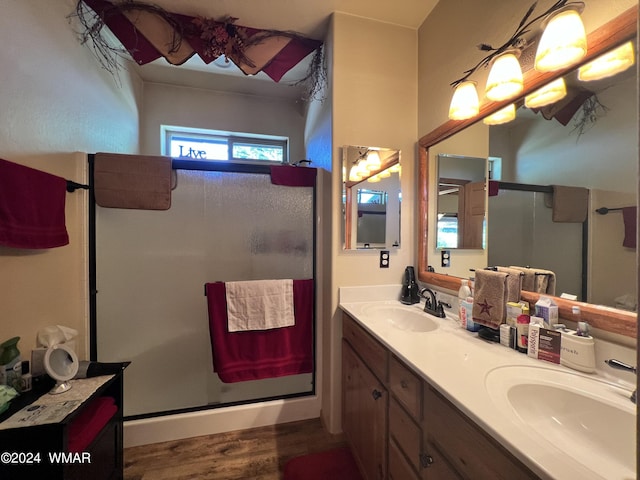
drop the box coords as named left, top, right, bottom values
left=419, top=287, right=450, bottom=318
left=604, top=359, right=637, bottom=404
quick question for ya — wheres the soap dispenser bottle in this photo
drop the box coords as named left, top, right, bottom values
left=401, top=266, right=420, bottom=305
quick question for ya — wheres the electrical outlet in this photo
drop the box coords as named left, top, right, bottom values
left=379, top=250, right=390, bottom=268
left=441, top=250, right=451, bottom=267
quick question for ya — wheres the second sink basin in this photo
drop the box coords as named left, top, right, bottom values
left=485, top=365, right=636, bottom=479
left=361, top=304, right=438, bottom=332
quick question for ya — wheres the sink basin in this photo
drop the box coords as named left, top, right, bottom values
left=485, top=365, right=636, bottom=479
left=361, top=304, right=438, bottom=332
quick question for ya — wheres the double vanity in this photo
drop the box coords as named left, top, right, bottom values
left=340, top=285, right=636, bottom=480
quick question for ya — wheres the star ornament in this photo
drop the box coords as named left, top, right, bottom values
left=477, top=299, right=493, bottom=316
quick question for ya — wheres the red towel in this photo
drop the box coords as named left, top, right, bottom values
left=68, top=396, right=118, bottom=453
left=205, top=279, right=314, bottom=383
left=270, top=165, right=317, bottom=187
left=0, top=158, right=69, bottom=249
left=622, top=206, right=637, bottom=249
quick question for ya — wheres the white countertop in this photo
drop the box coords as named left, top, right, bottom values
left=339, top=285, right=636, bottom=480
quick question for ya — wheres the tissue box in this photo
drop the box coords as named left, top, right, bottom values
left=534, top=296, right=558, bottom=325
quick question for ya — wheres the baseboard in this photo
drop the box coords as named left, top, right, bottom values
left=123, top=395, right=321, bottom=447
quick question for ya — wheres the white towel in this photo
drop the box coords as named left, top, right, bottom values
left=225, top=279, right=295, bottom=332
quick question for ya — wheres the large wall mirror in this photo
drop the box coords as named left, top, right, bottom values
left=342, top=145, right=401, bottom=250
left=418, top=7, right=638, bottom=338
left=437, top=153, right=487, bottom=250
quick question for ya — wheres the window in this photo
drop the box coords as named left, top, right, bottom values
left=163, top=127, right=288, bottom=164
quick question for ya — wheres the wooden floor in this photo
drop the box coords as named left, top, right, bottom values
left=124, top=418, right=347, bottom=480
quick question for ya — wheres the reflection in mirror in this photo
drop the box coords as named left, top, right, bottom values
left=426, top=40, right=637, bottom=309
left=437, top=154, right=486, bottom=250
left=342, top=146, right=401, bottom=250
left=417, top=8, right=638, bottom=337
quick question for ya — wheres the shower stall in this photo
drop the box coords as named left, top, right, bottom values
left=90, top=158, right=316, bottom=419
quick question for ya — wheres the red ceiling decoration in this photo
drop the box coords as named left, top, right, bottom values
left=73, top=0, right=325, bottom=95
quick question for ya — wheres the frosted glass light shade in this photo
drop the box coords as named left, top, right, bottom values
left=525, top=77, right=567, bottom=108
left=365, top=151, right=381, bottom=171
left=482, top=103, right=516, bottom=125
left=578, top=41, right=635, bottom=81
left=378, top=168, right=391, bottom=178
left=355, top=161, right=369, bottom=178
left=348, top=166, right=362, bottom=182
left=535, top=8, right=587, bottom=72
left=449, top=81, right=480, bottom=120
left=367, top=174, right=381, bottom=183
left=485, top=53, right=524, bottom=101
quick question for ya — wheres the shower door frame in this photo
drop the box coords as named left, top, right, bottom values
left=87, top=154, right=318, bottom=419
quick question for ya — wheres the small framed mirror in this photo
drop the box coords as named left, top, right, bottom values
left=342, top=145, right=401, bottom=250
left=436, top=154, right=487, bottom=249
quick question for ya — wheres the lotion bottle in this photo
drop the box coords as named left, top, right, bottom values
left=458, top=280, right=472, bottom=328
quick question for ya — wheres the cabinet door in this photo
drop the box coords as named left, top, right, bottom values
left=423, top=385, right=538, bottom=480
left=343, top=340, right=388, bottom=480
left=423, top=442, right=463, bottom=480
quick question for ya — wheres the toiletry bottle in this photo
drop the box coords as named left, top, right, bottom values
left=516, top=315, right=530, bottom=353
left=0, top=337, right=22, bottom=390
left=458, top=279, right=472, bottom=328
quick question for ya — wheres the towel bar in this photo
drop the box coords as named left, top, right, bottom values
left=66, top=180, right=90, bottom=192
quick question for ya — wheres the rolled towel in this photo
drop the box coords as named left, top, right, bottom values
left=472, top=270, right=508, bottom=329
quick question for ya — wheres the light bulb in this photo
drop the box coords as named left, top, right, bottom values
left=578, top=41, right=635, bottom=81
left=449, top=81, right=479, bottom=120
left=483, top=103, right=516, bottom=125
left=365, top=151, right=381, bottom=171
left=486, top=52, right=523, bottom=101
left=535, top=7, right=587, bottom=72
left=525, top=77, right=567, bottom=108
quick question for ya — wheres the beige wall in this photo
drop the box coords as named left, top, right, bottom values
left=140, top=83, right=306, bottom=161
left=0, top=0, right=142, bottom=360
left=323, top=13, right=418, bottom=433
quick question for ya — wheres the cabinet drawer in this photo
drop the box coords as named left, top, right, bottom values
left=423, top=385, right=539, bottom=480
left=389, top=398, right=422, bottom=474
left=343, top=313, right=388, bottom=382
left=389, top=355, right=422, bottom=419
left=389, top=438, right=421, bottom=480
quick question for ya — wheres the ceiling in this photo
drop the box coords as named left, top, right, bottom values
left=126, top=0, right=440, bottom=98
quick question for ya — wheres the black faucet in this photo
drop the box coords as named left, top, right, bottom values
left=604, top=359, right=637, bottom=404
left=419, top=287, right=450, bottom=318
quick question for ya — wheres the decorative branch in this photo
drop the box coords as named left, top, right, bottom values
left=451, top=0, right=584, bottom=88
left=571, top=94, right=608, bottom=139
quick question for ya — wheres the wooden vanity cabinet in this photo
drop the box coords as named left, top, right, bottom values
left=342, top=312, right=540, bottom=480
left=342, top=315, right=388, bottom=480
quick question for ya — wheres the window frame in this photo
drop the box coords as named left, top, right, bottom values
left=162, top=126, right=289, bottom=165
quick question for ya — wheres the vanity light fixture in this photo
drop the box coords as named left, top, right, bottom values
left=534, top=5, right=586, bottom=72
left=485, top=51, right=524, bottom=101
left=524, top=77, right=567, bottom=108
left=449, top=81, right=480, bottom=120
left=482, top=103, right=516, bottom=125
left=578, top=40, right=635, bottom=81
left=448, top=1, right=586, bottom=121
left=378, top=168, right=391, bottom=179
